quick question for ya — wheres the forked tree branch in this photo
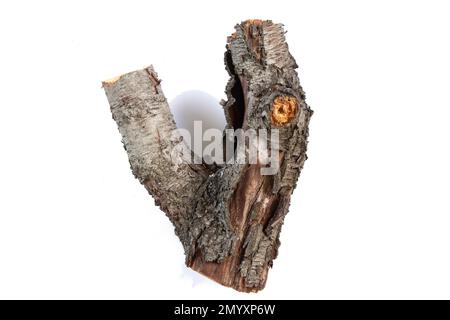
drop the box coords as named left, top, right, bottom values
left=103, top=20, right=312, bottom=292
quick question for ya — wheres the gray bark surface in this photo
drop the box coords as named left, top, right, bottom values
left=103, top=20, right=312, bottom=292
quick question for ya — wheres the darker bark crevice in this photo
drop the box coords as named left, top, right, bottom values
left=224, top=50, right=246, bottom=130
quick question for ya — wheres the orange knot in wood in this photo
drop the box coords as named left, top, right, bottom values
left=270, top=95, right=298, bottom=126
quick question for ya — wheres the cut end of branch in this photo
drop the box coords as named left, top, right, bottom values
left=243, top=19, right=265, bottom=27
left=102, top=75, right=122, bottom=87
left=271, top=95, right=298, bottom=126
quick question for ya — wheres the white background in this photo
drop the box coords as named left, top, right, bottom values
left=1, top=0, right=449, bottom=299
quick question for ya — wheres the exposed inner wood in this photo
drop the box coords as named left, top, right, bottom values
left=271, top=96, right=298, bottom=126
left=102, top=75, right=122, bottom=86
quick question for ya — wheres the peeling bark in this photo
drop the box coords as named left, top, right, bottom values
left=103, top=20, right=313, bottom=292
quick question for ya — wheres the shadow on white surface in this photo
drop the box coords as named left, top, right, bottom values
left=170, top=90, right=226, bottom=158
left=179, top=264, right=211, bottom=289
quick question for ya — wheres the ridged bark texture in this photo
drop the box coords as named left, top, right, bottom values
left=103, top=20, right=312, bottom=292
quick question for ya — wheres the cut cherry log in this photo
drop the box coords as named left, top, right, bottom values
left=103, top=19, right=313, bottom=292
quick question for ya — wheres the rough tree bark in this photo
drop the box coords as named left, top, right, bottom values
left=102, top=20, right=313, bottom=292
